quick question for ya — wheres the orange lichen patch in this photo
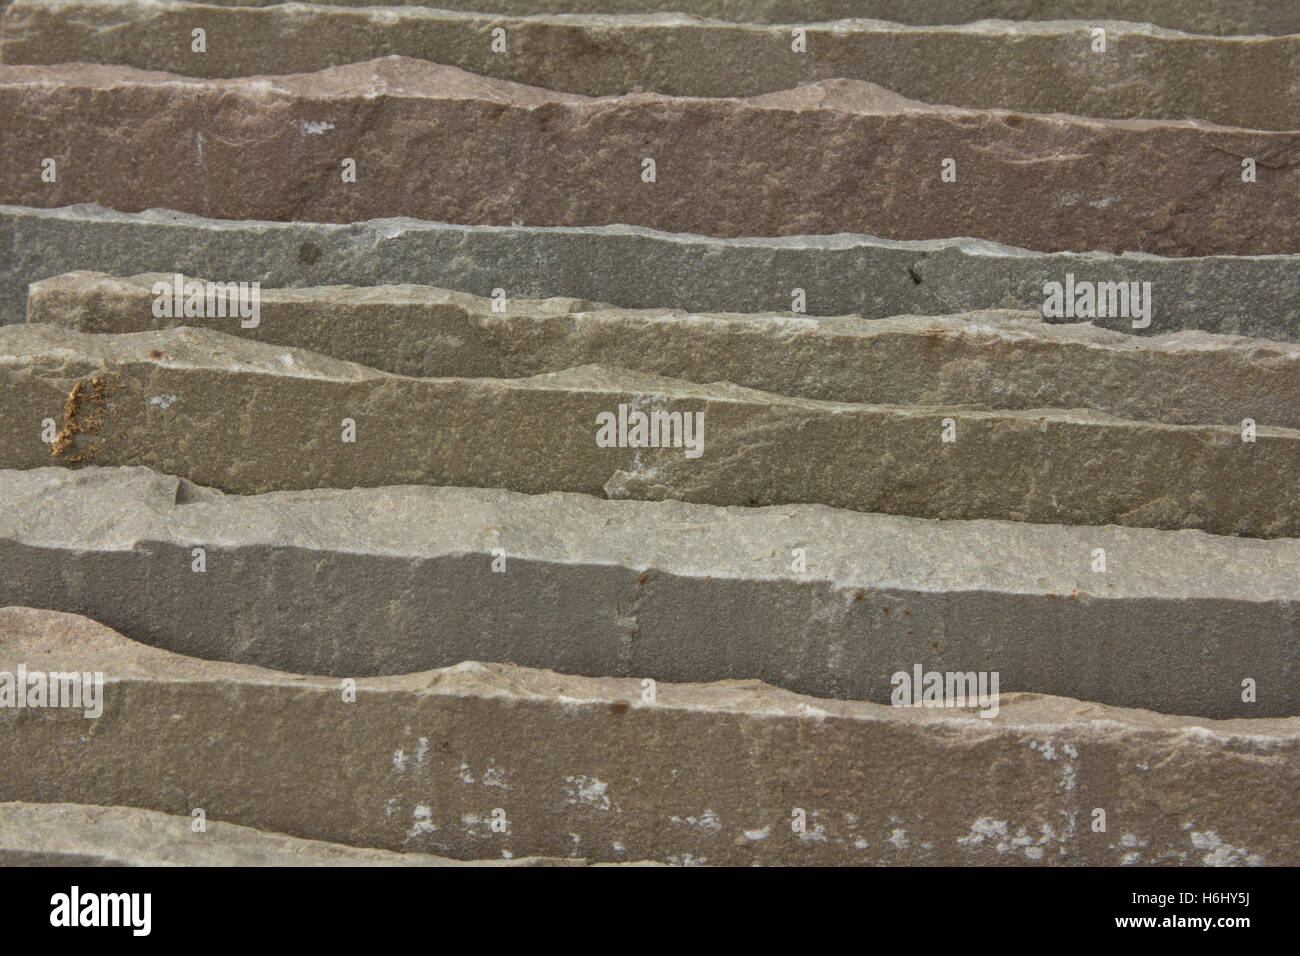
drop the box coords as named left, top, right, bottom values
left=50, top=377, right=118, bottom=463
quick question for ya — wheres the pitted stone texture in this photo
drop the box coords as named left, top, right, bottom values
left=1, top=467, right=1296, bottom=716
left=2, top=60, right=1298, bottom=257
left=3, top=325, right=1298, bottom=536
left=30, top=272, right=1300, bottom=429
left=5, top=205, right=1300, bottom=339
left=0, top=608, right=1295, bottom=866
left=0, top=803, right=607, bottom=866
left=105, top=0, right=1300, bottom=36
left=4, top=2, right=1300, bottom=128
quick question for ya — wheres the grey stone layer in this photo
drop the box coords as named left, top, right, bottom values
left=4, top=325, right=1298, bottom=536
left=1, top=466, right=1296, bottom=716
left=4, top=1, right=1300, bottom=128
left=30, top=271, right=1300, bottom=429
left=2, top=607, right=1296, bottom=865
left=0, top=802, right=606, bottom=866
left=5, top=204, right=1300, bottom=340
left=79, top=0, right=1300, bottom=36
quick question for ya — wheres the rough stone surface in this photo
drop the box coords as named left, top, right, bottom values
left=30, top=271, right=1300, bottom=429
left=3, top=325, right=1298, bottom=536
left=4, top=2, right=1300, bottom=129
left=6, top=204, right=1300, bottom=339
left=2, top=60, right=1298, bottom=257
left=0, top=608, right=1294, bottom=866
left=0, top=802, right=605, bottom=866
left=81, top=0, right=1300, bottom=36
left=2, top=466, right=1296, bottom=716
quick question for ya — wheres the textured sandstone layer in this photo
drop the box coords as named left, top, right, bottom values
left=2, top=466, right=1296, bottom=716
left=30, top=272, right=1300, bottom=428
left=108, top=0, right=1300, bottom=36
left=6, top=204, right=1300, bottom=338
left=0, top=803, right=607, bottom=866
left=0, top=608, right=1294, bottom=866
left=2, top=325, right=1297, bottom=536
left=4, top=2, right=1300, bottom=128
left=2, top=60, right=1297, bottom=256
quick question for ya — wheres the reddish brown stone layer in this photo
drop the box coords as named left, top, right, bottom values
left=1, top=58, right=1297, bottom=255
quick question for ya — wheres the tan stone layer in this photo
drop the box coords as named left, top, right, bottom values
left=29, top=272, right=1300, bottom=428
left=2, top=324, right=1296, bottom=537
left=0, top=802, right=625, bottom=866
left=2, top=59, right=1298, bottom=255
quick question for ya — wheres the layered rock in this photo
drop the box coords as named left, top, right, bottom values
left=0, top=803, right=601, bottom=866
left=1, top=466, right=1296, bottom=715
left=4, top=2, right=1300, bottom=128
left=2, top=325, right=1296, bottom=535
left=0, top=608, right=1293, bottom=865
left=29, top=272, right=1300, bottom=428
left=110, top=0, right=1300, bottom=36
left=6, top=204, right=1300, bottom=338
left=2, top=60, right=1298, bottom=256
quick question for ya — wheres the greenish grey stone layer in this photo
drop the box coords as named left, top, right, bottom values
left=3, top=1, right=1300, bottom=128
left=100, top=0, right=1300, bottom=36
left=2, top=607, right=1296, bottom=865
left=30, top=272, right=1300, bottom=429
left=5, top=205, right=1300, bottom=340
left=2, top=466, right=1297, bottom=717
left=0, top=803, right=604, bottom=866
left=2, top=325, right=1296, bottom=537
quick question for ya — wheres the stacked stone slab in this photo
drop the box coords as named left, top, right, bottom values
left=4, top=3, right=1300, bottom=128
left=9, top=207, right=1300, bottom=339
left=3, top=59, right=1299, bottom=255
left=0, top=802, right=617, bottom=866
left=28, top=273, right=1300, bottom=426
left=6, top=323, right=1299, bottom=535
left=2, top=608, right=1295, bottom=866
left=0, top=1, right=1296, bottom=867
left=3, top=466, right=1297, bottom=717
left=60, top=0, right=1300, bottom=36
